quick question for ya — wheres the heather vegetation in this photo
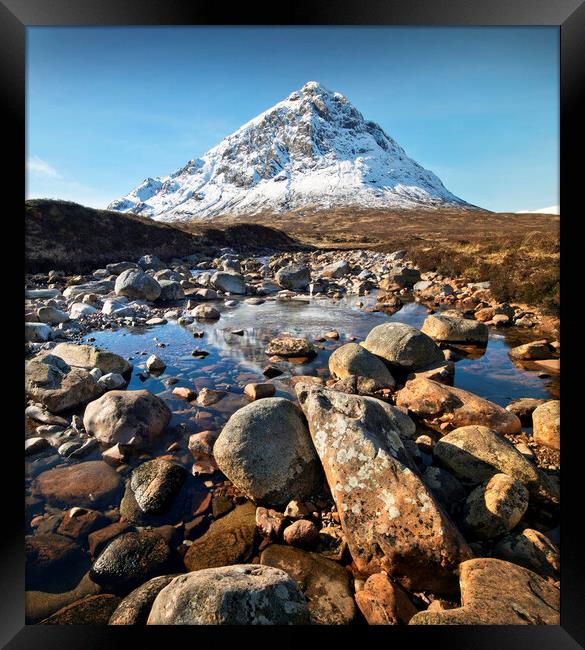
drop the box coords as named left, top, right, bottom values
left=210, top=206, right=560, bottom=315
left=25, top=200, right=307, bottom=275
left=406, top=232, right=560, bottom=316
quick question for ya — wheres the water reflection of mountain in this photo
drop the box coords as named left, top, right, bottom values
left=84, top=292, right=557, bottom=406
left=202, top=326, right=284, bottom=374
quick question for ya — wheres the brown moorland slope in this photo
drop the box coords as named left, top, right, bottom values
left=190, top=206, right=559, bottom=315
left=25, top=199, right=307, bottom=274
left=25, top=199, right=559, bottom=315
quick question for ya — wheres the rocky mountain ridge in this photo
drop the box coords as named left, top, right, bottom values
left=108, top=81, right=472, bottom=221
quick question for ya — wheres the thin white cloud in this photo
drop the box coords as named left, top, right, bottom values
left=26, top=155, right=114, bottom=208
left=27, top=156, right=61, bottom=179
left=26, top=177, right=113, bottom=209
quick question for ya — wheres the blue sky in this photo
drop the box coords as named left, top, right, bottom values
left=26, top=26, right=559, bottom=213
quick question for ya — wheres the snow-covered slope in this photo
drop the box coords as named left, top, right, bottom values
left=108, top=81, right=472, bottom=221
left=517, top=205, right=560, bottom=215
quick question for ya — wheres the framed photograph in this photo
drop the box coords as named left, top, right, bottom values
left=5, top=0, right=582, bottom=646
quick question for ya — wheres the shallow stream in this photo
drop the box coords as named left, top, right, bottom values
left=25, top=281, right=559, bottom=595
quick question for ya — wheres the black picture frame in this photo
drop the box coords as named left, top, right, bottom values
left=5, top=1, right=583, bottom=647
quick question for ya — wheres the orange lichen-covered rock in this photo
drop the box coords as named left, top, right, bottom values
left=296, top=384, right=472, bottom=593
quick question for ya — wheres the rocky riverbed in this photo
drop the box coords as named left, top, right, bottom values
left=24, top=248, right=560, bottom=625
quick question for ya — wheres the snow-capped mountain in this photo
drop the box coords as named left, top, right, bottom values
left=108, top=81, right=472, bottom=221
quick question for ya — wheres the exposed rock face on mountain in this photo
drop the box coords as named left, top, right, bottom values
left=109, top=81, right=471, bottom=221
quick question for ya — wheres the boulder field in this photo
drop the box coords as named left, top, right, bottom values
left=24, top=247, right=560, bottom=625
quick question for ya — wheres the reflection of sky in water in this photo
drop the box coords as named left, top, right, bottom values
left=84, top=293, right=556, bottom=411
left=455, top=334, right=553, bottom=405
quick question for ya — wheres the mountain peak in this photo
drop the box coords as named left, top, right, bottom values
left=300, top=80, right=331, bottom=95
left=108, top=83, right=471, bottom=220
left=286, top=81, right=336, bottom=104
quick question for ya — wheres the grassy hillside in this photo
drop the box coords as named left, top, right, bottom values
left=25, top=199, right=306, bottom=274
left=206, top=206, right=560, bottom=315
left=181, top=221, right=305, bottom=252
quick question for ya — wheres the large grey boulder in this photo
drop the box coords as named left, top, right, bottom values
left=62, top=280, right=113, bottom=297
left=147, top=565, right=310, bottom=625
left=388, top=249, right=407, bottom=261
left=137, top=255, right=166, bottom=271
left=154, top=269, right=183, bottom=282
left=37, top=306, right=69, bottom=325
left=191, top=304, right=220, bottom=320
left=258, top=281, right=280, bottom=295
left=329, top=343, right=395, bottom=392
left=115, top=269, right=161, bottom=301
left=210, top=271, right=246, bottom=295
left=380, top=267, right=421, bottom=289
left=49, top=343, right=131, bottom=375
left=295, top=384, right=472, bottom=593
left=106, top=261, right=138, bottom=275
left=102, top=298, right=129, bottom=315
left=275, top=263, right=310, bottom=291
left=25, top=322, right=53, bottom=343
left=157, top=280, right=184, bottom=301
left=98, top=372, right=126, bottom=390
left=321, top=260, right=350, bottom=278
left=25, top=355, right=101, bottom=413
left=433, top=425, right=559, bottom=507
left=83, top=389, right=171, bottom=446
left=362, top=322, right=444, bottom=371
left=213, top=398, right=322, bottom=507
left=421, top=314, right=488, bottom=344
left=63, top=281, right=115, bottom=299
left=413, top=280, right=433, bottom=292
left=221, top=258, right=241, bottom=272
left=69, top=303, right=98, bottom=319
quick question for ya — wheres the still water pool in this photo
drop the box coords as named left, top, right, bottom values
left=25, top=289, right=558, bottom=595
left=83, top=291, right=557, bottom=411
